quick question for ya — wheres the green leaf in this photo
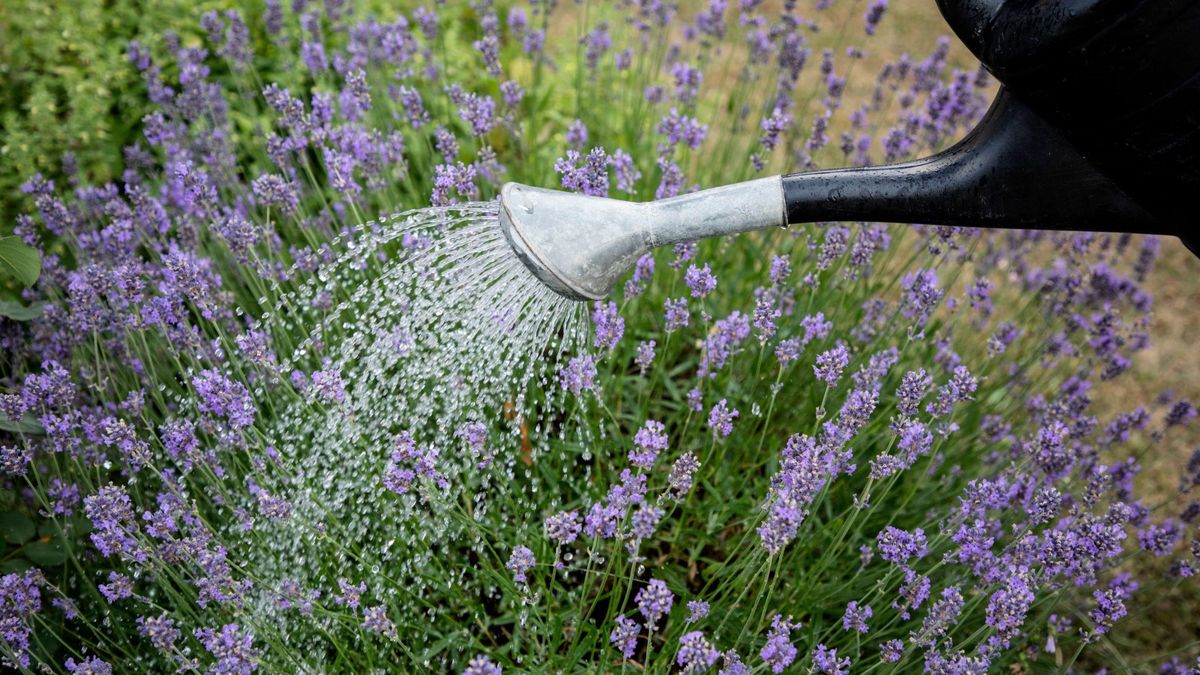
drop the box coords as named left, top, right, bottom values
left=0, top=558, right=34, bottom=574
left=0, top=236, right=42, bottom=287
left=70, top=515, right=93, bottom=536
left=0, top=413, right=44, bottom=435
left=0, top=300, right=43, bottom=321
left=22, top=539, right=68, bottom=567
left=37, top=518, right=60, bottom=539
left=0, top=511, right=36, bottom=544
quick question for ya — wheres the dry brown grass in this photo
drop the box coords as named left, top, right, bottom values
left=1083, top=238, right=1200, bottom=671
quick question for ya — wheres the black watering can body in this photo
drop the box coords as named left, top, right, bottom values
left=783, top=0, right=1200, bottom=254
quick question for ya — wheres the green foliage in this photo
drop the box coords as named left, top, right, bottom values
left=0, top=300, right=44, bottom=321
left=0, top=236, right=41, bottom=286
left=21, top=538, right=68, bottom=567
left=0, top=411, right=43, bottom=434
left=0, top=511, right=35, bottom=545
left=0, top=0, right=238, bottom=226
left=0, top=512, right=88, bottom=576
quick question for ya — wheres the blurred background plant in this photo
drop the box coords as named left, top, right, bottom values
left=1, top=0, right=205, bottom=222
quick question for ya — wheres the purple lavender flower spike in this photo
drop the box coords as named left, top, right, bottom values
left=301, top=40, right=328, bottom=73
left=612, top=149, right=641, bottom=193
left=685, top=264, right=717, bottom=298
left=462, top=655, right=502, bottom=675
left=813, top=342, right=850, bottom=385
left=396, top=86, right=430, bottom=128
left=134, top=614, right=179, bottom=654
left=876, top=526, right=928, bottom=565
left=1087, top=574, right=1137, bottom=638
left=864, top=0, right=888, bottom=35
left=1, top=444, right=31, bottom=475
left=84, top=484, right=145, bottom=562
left=384, top=431, right=448, bottom=494
left=499, top=80, right=524, bottom=110
left=507, top=7, right=527, bottom=34
left=708, top=399, right=739, bottom=438
left=457, top=92, right=497, bottom=137
left=677, top=631, right=720, bottom=673
left=812, top=643, right=850, bottom=675
left=582, top=24, right=612, bottom=71
left=630, top=504, right=664, bottom=543
left=636, top=578, right=674, bottom=630
left=506, top=545, right=536, bottom=584
left=310, top=369, right=346, bottom=403
left=99, top=572, right=134, bottom=603
left=760, top=615, right=799, bottom=673
left=334, top=578, right=366, bottom=609
left=1138, top=519, right=1182, bottom=556
left=544, top=510, right=582, bottom=545
left=592, top=301, right=624, bottom=350
left=769, top=255, right=791, bottom=284
left=900, top=268, right=943, bottom=325
left=434, top=127, right=459, bottom=163
left=1166, top=400, right=1197, bottom=428
left=896, top=369, right=933, bottom=417
left=754, top=296, right=781, bottom=342
left=559, top=355, right=597, bottom=395
left=566, top=119, right=589, bottom=149
left=665, top=297, right=691, bottom=331
left=775, top=338, right=802, bottom=366
left=523, top=29, right=545, bottom=55
left=672, top=241, right=698, bottom=268
left=473, top=33, right=502, bottom=77
left=916, top=586, right=963, bottom=646
left=630, top=419, right=668, bottom=468
left=841, top=601, right=872, bottom=633
left=65, top=656, right=112, bottom=674
left=801, top=313, right=833, bottom=344
left=984, top=565, right=1035, bottom=648
left=0, top=571, right=44, bottom=668
left=671, top=61, right=703, bottom=103
left=194, top=623, right=257, bottom=674
left=635, top=340, right=657, bottom=372
left=362, top=605, right=398, bottom=640
left=555, top=148, right=611, bottom=197
left=657, top=109, right=708, bottom=150
left=610, top=614, right=639, bottom=659
left=192, top=369, right=256, bottom=430
left=251, top=174, right=299, bottom=214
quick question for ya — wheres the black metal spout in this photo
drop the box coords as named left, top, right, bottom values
left=783, top=89, right=1170, bottom=237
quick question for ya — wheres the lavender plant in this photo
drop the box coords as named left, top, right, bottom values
left=2, top=1, right=1198, bottom=673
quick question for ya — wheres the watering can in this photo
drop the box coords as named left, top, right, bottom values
left=499, top=0, right=1200, bottom=302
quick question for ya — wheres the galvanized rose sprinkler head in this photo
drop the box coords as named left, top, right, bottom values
left=500, top=0, right=1199, bottom=302
left=498, top=178, right=786, bottom=302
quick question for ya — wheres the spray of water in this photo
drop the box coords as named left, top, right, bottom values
left=226, top=202, right=589, bottom=647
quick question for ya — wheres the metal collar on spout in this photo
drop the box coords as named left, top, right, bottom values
left=498, top=178, right=787, bottom=302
